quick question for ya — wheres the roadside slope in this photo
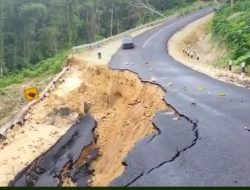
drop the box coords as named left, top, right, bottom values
left=168, top=13, right=250, bottom=88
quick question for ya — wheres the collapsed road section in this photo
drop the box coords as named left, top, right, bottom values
left=2, top=57, right=169, bottom=186
left=9, top=116, right=98, bottom=187
left=8, top=62, right=197, bottom=187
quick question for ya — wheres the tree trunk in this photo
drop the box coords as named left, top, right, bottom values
left=0, top=0, right=6, bottom=76
left=67, top=1, right=73, bottom=48
left=114, top=3, right=120, bottom=34
left=231, top=0, right=234, bottom=7
left=0, top=65, right=3, bottom=77
left=23, top=30, right=31, bottom=66
left=110, top=0, right=114, bottom=37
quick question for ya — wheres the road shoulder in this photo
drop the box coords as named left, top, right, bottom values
left=168, top=13, right=250, bottom=89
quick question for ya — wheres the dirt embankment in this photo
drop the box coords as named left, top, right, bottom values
left=168, top=13, right=250, bottom=88
left=0, top=56, right=169, bottom=186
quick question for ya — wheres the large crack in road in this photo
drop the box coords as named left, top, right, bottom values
left=105, top=68, right=200, bottom=186
left=112, top=109, right=199, bottom=187
left=124, top=101, right=200, bottom=186
left=146, top=116, right=199, bottom=175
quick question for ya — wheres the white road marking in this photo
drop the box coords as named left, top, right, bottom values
left=143, top=22, right=177, bottom=48
left=163, top=111, right=176, bottom=115
left=150, top=77, right=157, bottom=82
left=142, top=12, right=201, bottom=49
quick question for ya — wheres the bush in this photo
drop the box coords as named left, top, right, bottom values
left=211, top=0, right=250, bottom=64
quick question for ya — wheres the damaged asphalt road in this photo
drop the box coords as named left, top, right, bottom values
left=9, top=116, right=98, bottom=187
left=112, top=112, right=199, bottom=186
left=110, top=8, right=250, bottom=186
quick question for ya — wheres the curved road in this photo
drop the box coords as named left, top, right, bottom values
left=109, top=8, right=250, bottom=186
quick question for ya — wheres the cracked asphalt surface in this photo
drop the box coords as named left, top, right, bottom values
left=110, top=8, right=250, bottom=186
left=10, top=116, right=98, bottom=187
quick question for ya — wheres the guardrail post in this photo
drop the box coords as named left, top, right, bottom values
left=71, top=49, right=74, bottom=58
left=196, top=55, right=200, bottom=60
left=98, top=52, right=102, bottom=59
left=229, top=60, right=233, bottom=71
left=241, top=62, right=246, bottom=74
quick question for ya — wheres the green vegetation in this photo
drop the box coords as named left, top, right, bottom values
left=0, top=51, right=68, bottom=89
left=211, top=0, right=250, bottom=65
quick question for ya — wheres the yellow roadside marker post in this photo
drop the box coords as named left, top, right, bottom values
left=24, top=87, right=40, bottom=101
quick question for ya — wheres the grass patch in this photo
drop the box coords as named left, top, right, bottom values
left=0, top=51, right=68, bottom=89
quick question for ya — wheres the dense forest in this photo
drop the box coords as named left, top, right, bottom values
left=211, top=0, right=250, bottom=64
left=0, top=0, right=210, bottom=77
